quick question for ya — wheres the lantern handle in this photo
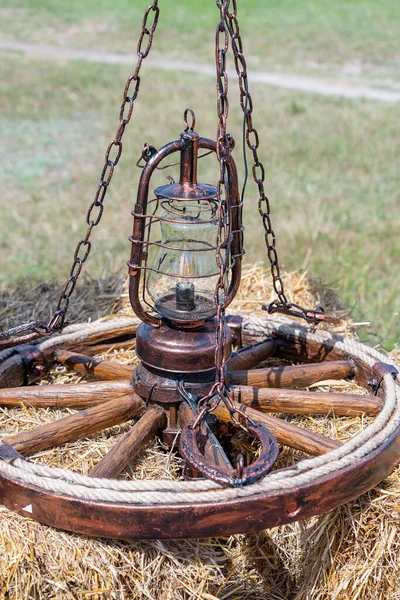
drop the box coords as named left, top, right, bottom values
left=128, top=136, right=243, bottom=327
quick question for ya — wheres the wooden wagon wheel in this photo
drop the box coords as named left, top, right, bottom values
left=0, top=315, right=399, bottom=540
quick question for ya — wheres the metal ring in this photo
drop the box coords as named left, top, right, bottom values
left=179, top=419, right=279, bottom=487
left=183, top=108, right=196, bottom=131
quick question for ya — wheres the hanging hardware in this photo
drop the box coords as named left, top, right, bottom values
left=0, top=0, right=334, bottom=350
left=0, top=0, right=334, bottom=485
left=225, top=1, right=338, bottom=327
left=0, top=1, right=160, bottom=347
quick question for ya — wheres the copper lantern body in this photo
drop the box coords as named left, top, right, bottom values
left=128, top=113, right=243, bottom=406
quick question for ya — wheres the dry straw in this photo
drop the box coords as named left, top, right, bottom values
left=0, top=266, right=399, bottom=600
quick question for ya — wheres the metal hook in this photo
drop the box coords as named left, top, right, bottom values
left=183, top=108, right=196, bottom=131
left=180, top=419, right=278, bottom=487
left=136, top=143, right=158, bottom=168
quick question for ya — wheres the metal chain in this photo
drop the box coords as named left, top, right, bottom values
left=0, top=0, right=338, bottom=352
left=0, top=1, right=160, bottom=347
left=214, top=0, right=231, bottom=391
left=49, top=1, right=160, bottom=333
left=226, top=2, right=286, bottom=305
left=225, top=2, right=337, bottom=327
left=193, top=0, right=250, bottom=433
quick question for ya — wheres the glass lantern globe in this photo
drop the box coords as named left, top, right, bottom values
left=146, top=198, right=221, bottom=322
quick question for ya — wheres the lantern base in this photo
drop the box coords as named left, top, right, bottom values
left=133, top=319, right=232, bottom=404
left=154, top=292, right=217, bottom=323
left=135, top=320, right=232, bottom=374
left=132, top=362, right=217, bottom=405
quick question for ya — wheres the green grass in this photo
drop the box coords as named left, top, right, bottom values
left=1, top=0, right=400, bottom=78
left=0, top=2, right=399, bottom=349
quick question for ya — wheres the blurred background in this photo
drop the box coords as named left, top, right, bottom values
left=0, top=0, right=399, bottom=348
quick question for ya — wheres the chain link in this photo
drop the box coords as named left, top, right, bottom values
left=225, top=2, right=335, bottom=327
left=0, top=1, right=160, bottom=344
left=226, top=1, right=289, bottom=308
left=191, top=0, right=250, bottom=432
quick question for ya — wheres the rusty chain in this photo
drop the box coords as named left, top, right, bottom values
left=0, top=0, right=338, bottom=352
left=0, top=1, right=160, bottom=347
left=193, top=0, right=251, bottom=433
left=214, top=0, right=231, bottom=391
left=49, top=1, right=160, bottom=333
left=225, top=1, right=337, bottom=327
left=193, top=0, right=338, bottom=428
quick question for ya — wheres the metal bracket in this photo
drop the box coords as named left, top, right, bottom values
left=370, top=362, right=398, bottom=394
left=226, top=315, right=243, bottom=348
left=13, top=344, right=46, bottom=385
left=0, top=441, right=26, bottom=463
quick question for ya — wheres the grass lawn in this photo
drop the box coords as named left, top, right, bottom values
left=0, top=1, right=399, bottom=348
left=1, top=0, right=400, bottom=78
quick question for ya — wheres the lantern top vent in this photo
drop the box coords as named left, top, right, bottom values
left=154, top=110, right=217, bottom=202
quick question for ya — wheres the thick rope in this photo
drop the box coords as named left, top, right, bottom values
left=0, top=316, right=399, bottom=506
left=0, top=316, right=141, bottom=389
left=37, top=316, right=141, bottom=352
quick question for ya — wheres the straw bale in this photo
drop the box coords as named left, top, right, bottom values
left=0, top=267, right=399, bottom=600
left=0, top=275, right=124, bottom=333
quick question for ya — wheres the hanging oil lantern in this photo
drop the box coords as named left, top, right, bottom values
left=128, top=112, right=240, bottom=380
left=127, top=110, right=278, bottom=485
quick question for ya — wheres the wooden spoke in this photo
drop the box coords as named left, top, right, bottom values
left=70, top=338, right=136, bottom=357
left=4, top=394, right=146, bottom=457
left=177, top=402, right=203, bottom=478
left=274, top=337, right=345, bottom=364
left=229, top=360, right=355, bottom=389
left=226, top=338, right=276, bottom=371
left=178, top=402, right=195, bottom=430
left=0, top=381, right=133, bottom=408
left=55, top=322, right=138, bottom=353
left=212, top=401, right=341, bottom=456
left=88, top=405, right=166, bottom=479
left=231, top=385, right=382, bottom=417
left=55, top=349, right=133, bottom=381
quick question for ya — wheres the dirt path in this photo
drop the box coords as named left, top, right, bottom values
left=1, top=38, right=400, bottom=104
